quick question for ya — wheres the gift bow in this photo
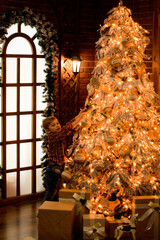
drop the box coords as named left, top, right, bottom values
left=139, top=201, right=160, bottom=231
left=85, top=222, right=107, bottom=240
left=72, top=192, right=91, bottom=214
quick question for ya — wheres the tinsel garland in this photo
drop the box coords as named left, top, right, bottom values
left=0, top=7, right=59, bottom=186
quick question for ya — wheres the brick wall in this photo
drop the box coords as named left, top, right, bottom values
left=0, top=0, right=155, bottom=118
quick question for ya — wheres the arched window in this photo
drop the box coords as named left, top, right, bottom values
left=0, top=23, right=46, bottom=198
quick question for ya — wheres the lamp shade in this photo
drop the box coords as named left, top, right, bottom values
left=71, top=55, right=81, bottom=74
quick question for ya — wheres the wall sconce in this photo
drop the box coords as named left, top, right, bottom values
left=71, top=55, right=82, bottom=75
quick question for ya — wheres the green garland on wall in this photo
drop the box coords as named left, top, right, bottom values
left=0, top=7, right=59, bottom=186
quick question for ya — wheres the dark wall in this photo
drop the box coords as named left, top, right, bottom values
left=0, top=0, right=154, bottom=118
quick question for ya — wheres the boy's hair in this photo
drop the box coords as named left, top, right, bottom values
left=42, top=116, right=57, bottom=130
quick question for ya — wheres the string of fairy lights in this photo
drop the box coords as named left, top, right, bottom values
left=62, top=1, right=160, bottom=217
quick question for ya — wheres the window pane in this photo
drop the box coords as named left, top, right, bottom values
left=6, top=87, right=17, bottom=112
left=0, top=88, right=1, bottom=113
left=6, top=172, right=17, bottom=198
left=20, top=58, right=32, bottom=83
left=36, top=86, right=46, bottom=111
left=0, top=43, right=3, bottom=53
left=6, top=24, right=18, bottom=38
left=36, top=141, right=43, bottom=165
left=36, top=168, right=44, bottom=192
left=20, top=87, right=32, bottom=111
left=34, top=38, right=43, bottom=55
left=37, top=58, right=45, bottom=82
left=20, top=115, right=32, bottom=140
left=20, top=142, right=32, bottom=167
left=7, top=37, right=32, bottom=54
left=0, top=146, right=2, bottom=166
left=0, top=117, right=2, bottom=142
left=6, top=58, right=17, bottom=83
left=20, top=170, right=32, bottom=195
left=6, top=116, right=17, bottom=141
left=6, top=144, right=17, bottom=170
left=21, top=23, right=37, bottom=38
left=36, top=114, right=44, bottom=138
left=0, top=58, right=2, bottom=79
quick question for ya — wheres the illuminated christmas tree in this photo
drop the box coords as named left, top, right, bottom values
left=62, top=1, right=160, bottom=217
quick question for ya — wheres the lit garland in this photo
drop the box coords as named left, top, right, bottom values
left=63, top=1, right=160, bottom=217
left=0, top=7, right=59, bottom=183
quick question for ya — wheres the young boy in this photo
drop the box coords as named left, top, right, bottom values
left=42, top=111, right=85, bottom=202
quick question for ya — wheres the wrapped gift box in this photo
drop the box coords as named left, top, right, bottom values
left=59, top=189, right=91, bottom=234
left=83, top=214, right=107, bottom=240
left=38, top=201, right=75, bottom=240
left=132, top=195, right=160, bottom=240
left=106, top=216, right=133, bottom=240
left=59, top=189, right=90, bottom=204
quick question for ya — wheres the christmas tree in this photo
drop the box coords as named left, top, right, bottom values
left=62, top=1, right=160, bottom=217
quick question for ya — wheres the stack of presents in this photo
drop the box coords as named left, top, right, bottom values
left=38, top=189, right=160, bottom=240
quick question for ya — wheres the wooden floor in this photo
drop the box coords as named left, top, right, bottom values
left=0, top=198, right=43, bottom=240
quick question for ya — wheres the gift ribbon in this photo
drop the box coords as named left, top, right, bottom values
left=84, top=222, right=107, bottom=240
left=59, top=191, right=91, bottom=233
left=73, top=192, right=91, bottom=215
left=59, top=192, right=91, bottom=210
left=139, top=201, right=160, bottom=240
left=59, top=198, right=75, bottom=203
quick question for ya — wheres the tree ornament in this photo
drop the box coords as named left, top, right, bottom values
left=121, top=37, right=128, bottom=45
left=129, top=93, right=137, bottom=101
left=106, top=136, right=115, bottom=145
left=61, top=170, right=72, bottom=181
left=94, top=161, right=104, bottom=171
left=101, top=107, right=112, bottom=118
left=74, top=153, right=86, bottom=163
left=111, top=58, right=121, bottom=68
left=119, top=150, right=126, bottom=156
left=90, top=76, right=100, bottom=88
left=81, top=118, right=91, bottom=128
left=87, top=83, right=95, bottom=95
left=143, top=36, right=150, bottom=45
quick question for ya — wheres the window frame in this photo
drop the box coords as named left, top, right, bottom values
left=0, top=23, right=45, bottom=199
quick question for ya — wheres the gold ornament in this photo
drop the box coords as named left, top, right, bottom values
left=61, top=170, right=72, bottom=181
left=121, top=37, right=128, bottom=45
left=94, top=161, right=104, bottom=171
left=111, top=58, right=121, bottom=68
left=74, top=153, right=86, bottom=163
left=129, top=93, right=137, bottom=101
left=106, top=136, right=115, bottom=145
left=119, top=150, right=125, bottom=156
left=81, top=118, right=91, bottom=128
left=87, top=83, right=94, bottom=95
left=90, top=76, right=100, bottom=88
left=144, top=36, right=150, bottom=45
left=101, top=107, right=111, bottom=118
left=120, top=144, right=132, bottom=156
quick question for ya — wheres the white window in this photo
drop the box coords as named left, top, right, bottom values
left=0, top=23, right=46, bottom=198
